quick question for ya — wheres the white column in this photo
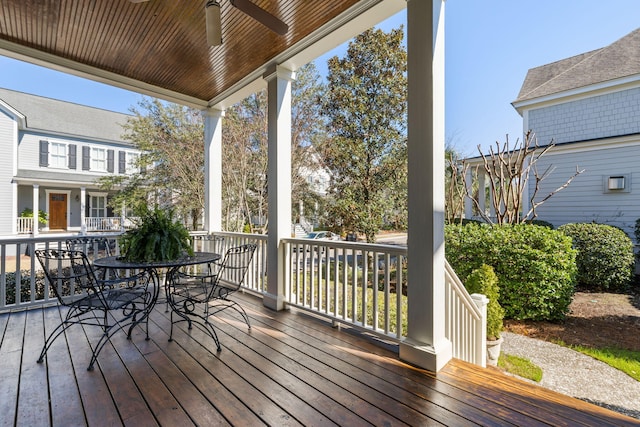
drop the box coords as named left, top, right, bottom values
left=80, top=187, right=86, bottom=234
left=32, top=184, right=39, bottom=236
left=464, top=168, right=473, bottom=219
left=400, top=0, right=452, bottom=372
left=203, top=108, right=224, bottom=232
left=263, top=65, right=294, bottom=311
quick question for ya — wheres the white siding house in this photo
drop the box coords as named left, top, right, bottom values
left=466, top=28, right=640, bottom=239
left=0, top=87, right=140, bottom=236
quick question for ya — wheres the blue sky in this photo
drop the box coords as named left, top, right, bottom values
left=0, top=1, right=638, bottom=155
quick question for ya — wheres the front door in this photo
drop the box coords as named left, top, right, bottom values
left=49, top=193, right=67, bottom=230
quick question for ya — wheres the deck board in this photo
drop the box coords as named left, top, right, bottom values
left=0, top=292, right=638, bottom=427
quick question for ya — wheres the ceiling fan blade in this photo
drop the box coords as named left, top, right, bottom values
left=230, top=0, right=288, bottom=35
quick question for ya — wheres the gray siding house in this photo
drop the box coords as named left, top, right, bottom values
left=467, top=28, right=640, bottom=239
left=0, top=87, right=140, bottom=236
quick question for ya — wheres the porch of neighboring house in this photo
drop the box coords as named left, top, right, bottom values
left=1, top=293, right=636, bottom=426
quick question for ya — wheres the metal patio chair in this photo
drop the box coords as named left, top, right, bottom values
left=35, top=249, right=154, bottom=371
left=166, top=243, right=257, bottom=351
left=66, top=236, right=118, bottom=279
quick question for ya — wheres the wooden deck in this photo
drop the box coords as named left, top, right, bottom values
left=0, top=292, right=637, bottom=427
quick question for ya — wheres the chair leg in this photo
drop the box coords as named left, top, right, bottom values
left=37, top=321, right=73, bottom=364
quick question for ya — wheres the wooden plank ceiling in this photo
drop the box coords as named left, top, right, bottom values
left=0, top=0, right=362, bottom=105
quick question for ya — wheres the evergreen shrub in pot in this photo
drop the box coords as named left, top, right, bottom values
left=465, top=264, right=504, bottom=365
left=120, top=206, right=193, bottom=262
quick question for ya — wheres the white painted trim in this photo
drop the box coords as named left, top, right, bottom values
left=0, top=41, right=208, bottom=109
left=401, top=0, right=452, bottom=373
left=513, top=75, right=640, bottom=114
left=264, top=66, right=294, bottom=311
left=203, top=108, right=224, bottom=232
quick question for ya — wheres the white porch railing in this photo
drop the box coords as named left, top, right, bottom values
left=17, top=217, right=34, bottom=234
left=281, top=238, right=487, bottom=366
left=85, top=217, right=122, bottom=232
left=0, top=233, right=121, bottom=311
left=190, top=231, right=268, bottom=294
left=283, top=238, right=408, bottom=339
left=445, top=260, right=487, bottom=367
left=0, top=231, right=486, bottom=367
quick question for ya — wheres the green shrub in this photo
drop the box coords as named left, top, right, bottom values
left=446, top=223, right=577, bottom=321
left=4, top=271, right=46, bottom=305
left=558, top=223, right=634, bottom=292
left=524, top=219, right=554, bottom=229
left=465, top=264, right=503, bottom=339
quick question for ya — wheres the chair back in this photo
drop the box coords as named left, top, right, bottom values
left=215, top=244, right=257, bottom=292
left=66, top=237, right=114, bottom=260
left=200, top=234, right=225, bottom=255
left=35, top=249, right=99, bottom=305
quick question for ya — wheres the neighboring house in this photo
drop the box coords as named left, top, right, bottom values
left=0, top=87, right=140, bottom=236
left=466, top=28, right=640, bottom=239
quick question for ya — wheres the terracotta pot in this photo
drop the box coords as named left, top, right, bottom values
left=486, top=336, right=504, bottom=366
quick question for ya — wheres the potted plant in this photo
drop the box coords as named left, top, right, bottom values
left=119, top=205, right=193, bottom=262
left=465, top=264, right=504, bottom=366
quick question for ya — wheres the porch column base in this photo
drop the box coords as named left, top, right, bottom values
left=263, top=292, right=286, bottom=311
left=399, top=338, right=452, bottom=372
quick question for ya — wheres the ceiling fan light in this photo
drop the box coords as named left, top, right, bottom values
left=205, top=0, right=222, bottom=46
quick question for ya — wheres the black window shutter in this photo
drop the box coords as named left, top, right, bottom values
left=107, top=149, right=114, bottom=172
left=118, top=151, right=126, bottom=174
left=82, top=146, right=90, bottom=170
left=68, top=144, right=77, bottom=169
left=39, top=140, right=49, bottom=167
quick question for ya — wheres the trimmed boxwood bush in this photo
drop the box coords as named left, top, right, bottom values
left=558, top=222, right=634, bottom=292
left=465, top=264, right=504, bottom=339
left=446, top=223, right=577, bottom=321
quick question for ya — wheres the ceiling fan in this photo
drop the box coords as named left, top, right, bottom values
left=129, top=0, right=289, bottom=47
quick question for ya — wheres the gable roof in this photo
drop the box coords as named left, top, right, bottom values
left=515, top=28, right=640, bottom=103
left=0, top=87, right=132, bottom=144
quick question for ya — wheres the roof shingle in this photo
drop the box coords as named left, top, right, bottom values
left=515, top=28, right=640, bottom=103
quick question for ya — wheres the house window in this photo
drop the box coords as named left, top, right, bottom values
left=91, top=148, right=106, bottom=171
left=90, top=195, right=107, bottom=218
left=50, top=142, right=67, bottom=168
left=126, top=152, right=140, bottom=174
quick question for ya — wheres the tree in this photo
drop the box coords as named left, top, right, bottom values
left=463, top=131, right=584, bottom=224
left=219, top=63, right=328, bottom=232
left=445, top=144, right=468, bottom=224
left=98, top=98, right=205, bottom=229
left=222, top=92, right=269, bottom=232
left=101, top=64, right=327, bottom=233
left=321, top=27, right=407, bottom=242
left=291, top=63, right=329, bottom=225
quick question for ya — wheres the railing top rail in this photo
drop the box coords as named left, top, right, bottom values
left=445, top=259, right=483, bottom=320
left=283, top=237, right=408, bottom=255
left=190, top=231, right=268, bottom=242
left=0, top=232, right=123, bottom=245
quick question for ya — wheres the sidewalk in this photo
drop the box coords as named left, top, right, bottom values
left=501, top=331, right=640, bottom=419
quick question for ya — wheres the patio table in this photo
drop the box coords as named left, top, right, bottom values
left=94, top=252, right=222, bottom=314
